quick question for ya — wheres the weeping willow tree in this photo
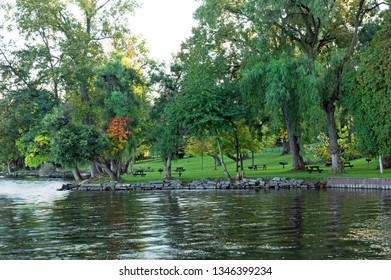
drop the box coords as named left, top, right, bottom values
left=242, top=54, right=319, bottom=170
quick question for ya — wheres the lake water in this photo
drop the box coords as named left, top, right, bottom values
left=1, top=179, right=391, bottom=260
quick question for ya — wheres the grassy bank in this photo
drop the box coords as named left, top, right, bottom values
left=122, top=150, right=391, bottom=183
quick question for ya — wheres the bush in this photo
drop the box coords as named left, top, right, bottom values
left=309, top=126, right=360, bottom=162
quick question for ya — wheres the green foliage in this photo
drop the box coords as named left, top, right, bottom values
left=220, top=121, right=260, bottom=155
left=149, top=61, right=187, bottom=161
left=343, top=7, right=391, bottom=157
left=0, top=99, right=21, bottom=165
left=186, top=137, right=216, bottom=157
left=95, top=58, right=143, bottom=118
left=310, top=126, right=360, bottom=162
left=178, top=27, right=244, bottom=137
left=17, top=134, right=51, bottom=167
left=51, top=124, right=108, bottom=168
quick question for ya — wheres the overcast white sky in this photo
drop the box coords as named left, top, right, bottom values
left=130, top=0, right=200, bottom=63
left=1, top=0, right=200, bottom=63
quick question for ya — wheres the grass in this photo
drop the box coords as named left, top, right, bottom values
left=122, top=149, right=391, bottom=183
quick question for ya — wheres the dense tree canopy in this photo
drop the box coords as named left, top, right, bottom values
left=0, top=0, right=390, bottom=179
left=344, top=7, right=391, bottom=159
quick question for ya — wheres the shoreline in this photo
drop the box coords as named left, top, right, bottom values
left=59, top=177, right=325, bottom=192
left=2, top=172, right=391, bottom=191
left=59, top=177, right=391, bottom=192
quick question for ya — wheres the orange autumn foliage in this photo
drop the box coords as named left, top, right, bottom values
left=106, top=117, right=132, bottom=154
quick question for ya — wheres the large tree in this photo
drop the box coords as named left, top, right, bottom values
left=149, top=61, right=187, bottom=178
left=343, top=6, right=391, bottom=173
left=177, top=24, right=245, bottom=181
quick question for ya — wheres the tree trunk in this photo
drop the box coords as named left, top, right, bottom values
left=282, top=140, right=290, bottom=154
left=116, top=160, right=122, bottom=181
left=110, top=159, right=115, bottom=173
left=89, top=161, right=102, bottom=179
left=236, top=143, right=240, bottom=172
left=6, top=161, right=12, bottom=175
left=281, top=102, right=305, bottom=170
left=98, top=162, right=117, bottom=181
left=208, top=154, right=221, bottom=170
left=324, top=102, right=344, bottom=173
left=379, top=155, right=384, bottom=174
left=215, top=129, right=232, bottom=181
left=164, top=155, right=172, bottom=178
left=123, top=160, right=130, bottom=174
left=72, top=167, right=83, bottom=182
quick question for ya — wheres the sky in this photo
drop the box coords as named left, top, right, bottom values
left=1, top=0, right=200, bottom=63
left=129, top=0, right=200, bottom=63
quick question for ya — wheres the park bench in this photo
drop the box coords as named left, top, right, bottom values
left=132, top=169, right=147, bottom=177
left=306, top=165, right=323, bottom=173
left=175, top=167, right=185, bottom=177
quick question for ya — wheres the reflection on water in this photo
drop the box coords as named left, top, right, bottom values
left=1, top=179, right=391, bottom=260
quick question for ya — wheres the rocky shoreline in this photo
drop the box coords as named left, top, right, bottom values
left=59, top=177, right=325, bottom=192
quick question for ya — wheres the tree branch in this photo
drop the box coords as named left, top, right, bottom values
left=0, top=49, right=33, bottom=89
left=96, top=0, right=111, bottom=13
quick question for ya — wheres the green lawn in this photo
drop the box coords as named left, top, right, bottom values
left=122, top=150, right=391, bottom=183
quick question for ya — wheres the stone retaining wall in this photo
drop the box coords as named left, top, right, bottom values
left=60, top=177, right=323, bottom=192
left=326, top=177, right=391, bottom=190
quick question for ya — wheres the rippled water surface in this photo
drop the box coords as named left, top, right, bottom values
left=1, top=179, right=391, bottom=260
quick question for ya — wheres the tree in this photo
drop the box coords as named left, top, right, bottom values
left=242, top=54, right=318, bottom=170
left=11, top=0, right=138, bottom=116
left=220, top=121, right=262, bottom=172
left=102, top=116, right=132, bottom=180
left=343, top=6, right=391, bottom=173
left=50, top=123, right=108, bottom=181
left=186, top=137, right=218, bottom=170
left=94, top=55, right=147, bottom=179
left=149, top=61, right=187, bottom=178
left=178, top=28, right=245, bottom=181
left=0, top=99, right=21, bottom=174
left=0, top=87, right=56, bottom=170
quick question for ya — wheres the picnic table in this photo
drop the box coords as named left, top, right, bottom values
left=175, top=167, right=185, bottom=177
left=344, top=162, right=354, bottom=169
left=132, top=169, right=147, bottom=177
left=306, top=165, right=323, bottom=173
left=365, top=158, right=372, bottom=164
left=248, top=164, right=267, bottom=170
left=248, top=165, right=258, bottom=171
